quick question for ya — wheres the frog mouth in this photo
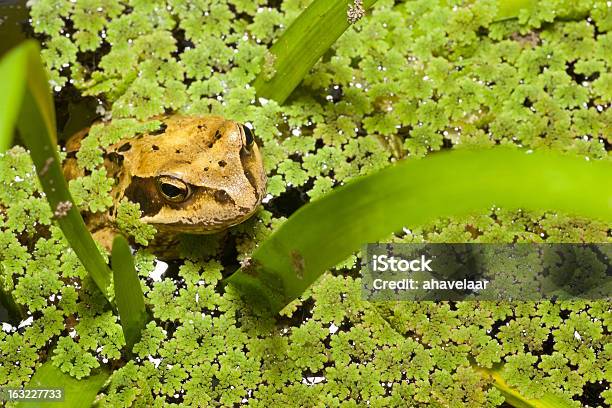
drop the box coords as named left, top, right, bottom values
left=142, top=210, right=258, bottom=234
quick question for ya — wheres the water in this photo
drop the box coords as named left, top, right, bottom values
left=0, top=0, right=29, bottom=58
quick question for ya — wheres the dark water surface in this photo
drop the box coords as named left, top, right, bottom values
left=0, top=0, right=29, bottom=57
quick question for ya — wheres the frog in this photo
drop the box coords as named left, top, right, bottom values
left=63, top=115, right=267, bottom=255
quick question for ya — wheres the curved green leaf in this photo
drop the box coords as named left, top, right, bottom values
left=253, top=0, right=379, bottom=104
left=226, top=148, right=612, bottom=313
left=0, top=41, right=112, bottom=298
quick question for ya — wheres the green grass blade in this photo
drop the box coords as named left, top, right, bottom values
left=1, top=41, right=112, bottom=298
left=111, top=235, right=147, bottom=351
left=476, top=366, right=575, bottom=408
left=252, top=0, right=378, bottom=104
left=0, top=44, right=27, bottom=152
left=17, top=362, right=110, bottom=408
left=226, top=148, right=612, bottom=313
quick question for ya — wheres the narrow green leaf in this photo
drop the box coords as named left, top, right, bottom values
left=1, top=41, right=112, bottom=298
left=111, top=235, right=147, bottom=351
left=253, top=0, right=378, bottom=104
left=226, top=148, right=612, bottom=313
left=0, top=44, right=26, bottom=152
left=476, top=366, right=575, bottom=408
left=17, top=362, right=110, bottom=408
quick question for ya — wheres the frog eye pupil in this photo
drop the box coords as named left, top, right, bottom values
left=157, top=177, right=190, bottom=202
left=242, top=125, right=254, bottom=146
left=161, top=183, right=183, bottom=198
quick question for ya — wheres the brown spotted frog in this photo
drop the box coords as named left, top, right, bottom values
left=63, top=115, right=267, bottom=253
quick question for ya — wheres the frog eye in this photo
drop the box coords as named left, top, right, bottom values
left=156, top=176, right=191, bottom=203
left=241, top=125, right=255, bottom=146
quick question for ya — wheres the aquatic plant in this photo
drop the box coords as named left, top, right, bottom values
left=0, top=0, right=610, bottom=406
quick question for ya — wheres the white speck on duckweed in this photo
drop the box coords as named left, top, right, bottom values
left=149, top=260, right=168, bottom=281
